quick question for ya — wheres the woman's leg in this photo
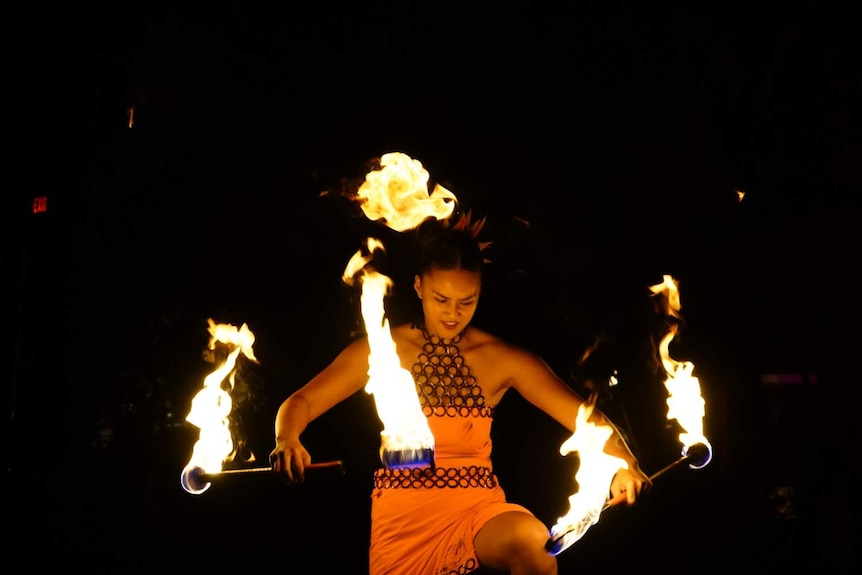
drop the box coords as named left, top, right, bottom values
left=474, top=511, right=557, bottom=574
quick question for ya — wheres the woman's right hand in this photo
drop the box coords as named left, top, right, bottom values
left=269, top=438, right=312, bottom=483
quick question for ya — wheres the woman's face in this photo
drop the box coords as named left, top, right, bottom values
left=414, top=267, right=481, bottom=338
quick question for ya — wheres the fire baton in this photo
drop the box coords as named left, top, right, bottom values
left=181, top=460, right=345, bottom=495
left=545, top=442, right=712, bottom=554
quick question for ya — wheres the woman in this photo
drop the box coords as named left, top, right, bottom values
left=270, top=217, right=651, bottom=574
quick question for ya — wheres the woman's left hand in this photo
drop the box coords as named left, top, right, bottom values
left=609, top=466, right=652, bottom=506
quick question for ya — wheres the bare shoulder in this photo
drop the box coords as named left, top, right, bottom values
left=390, top=322, right=421, bottom=341
left=343, top=332, right=371, bottom=353
left=328, top=333, right=371, bottom=367
left=469, top=328, right=560, bottom=382
left=389, top=322, right=426, bottom=359
left=463, top=327, right=536, bottom=361
left=460, top=328, right=546, bottom=402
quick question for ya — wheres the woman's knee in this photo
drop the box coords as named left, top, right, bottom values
left=475, top=512, right=555, bottom=571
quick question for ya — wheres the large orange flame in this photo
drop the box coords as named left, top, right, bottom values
left=347, top=152, right=461, bottom=466
left=180, top=320, right=257, bottom=494
left=356, top=152, right=456, bottom=230
left=649, top=275, right=712, bottom=466
left=548, top=275, right=714, bottom=554
left=548, top=399, right=628, bottom=554
left=344, top=239, right=435, bottom=457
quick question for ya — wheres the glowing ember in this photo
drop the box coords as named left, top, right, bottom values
left=344, top=238, right=435, bottom=463
left=356, top=151, right=456, bottom=230
left=548, top=401, right=629, bottom=555
left=649, top=275, right=712, bottom=467
left=180, top=319, right=258, bottom=494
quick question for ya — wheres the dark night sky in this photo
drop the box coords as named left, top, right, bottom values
left=9, top=2, right=861, bottom=573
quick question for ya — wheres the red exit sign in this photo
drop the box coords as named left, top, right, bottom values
left=32, top=196, right=48, bottom=213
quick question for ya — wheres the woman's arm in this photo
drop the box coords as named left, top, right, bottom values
left=499, top=343, right=650, bottom=503
left=271, top=337, right=371, bottom=481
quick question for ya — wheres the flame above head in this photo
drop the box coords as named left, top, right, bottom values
left=548, top=402, right=629, bottom=555
left=345, top=238, right=435, bottom=457
left=180, top=320, right=258, bottom=494
left=356, top=152, right=457, bottom=232
left=649, top=275, right=712, bottom=468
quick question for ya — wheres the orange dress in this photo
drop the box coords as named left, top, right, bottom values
left=368, top=331, right=534, bottom=575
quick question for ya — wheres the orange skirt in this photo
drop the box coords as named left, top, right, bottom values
left=369, top=469, right=532, bottom=575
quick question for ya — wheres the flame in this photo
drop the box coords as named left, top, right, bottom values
left=344, top=152, right=464, bottom=465
left=345, top=238, right=435, bottom=457
left=649, top=275, right=712, bottom=466
left=548, top=401, right=629, bottom=554
left=548, top=275, right=713, bottom=554
left=180, top=320, right=257, bottom=494
left=356, top=151, right=457, bottom=231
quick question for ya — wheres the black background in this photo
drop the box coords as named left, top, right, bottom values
left=8, top=2, right=861, bottom=573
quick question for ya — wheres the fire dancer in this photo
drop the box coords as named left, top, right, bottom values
left=270, top=216, right=650, bottom=575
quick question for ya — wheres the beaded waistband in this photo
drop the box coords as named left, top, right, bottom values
left=373, top=465, right=498, bottom=489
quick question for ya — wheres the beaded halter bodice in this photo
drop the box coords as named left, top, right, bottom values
left=410, top=326, right=494, bottom=418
